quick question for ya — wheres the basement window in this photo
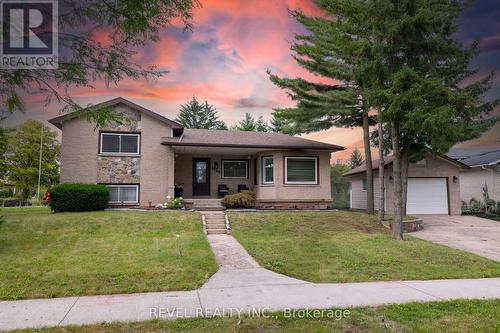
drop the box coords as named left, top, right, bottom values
left=107, top=185, right=139, bottom=204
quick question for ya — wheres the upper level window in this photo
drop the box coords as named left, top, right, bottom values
left=262, top=156, right=274, bottom=184
left=285, top=157, right=318, bottom=184
left=100, top=133, right=140, bottom=155
left=222, top=160, right=248, bottom=179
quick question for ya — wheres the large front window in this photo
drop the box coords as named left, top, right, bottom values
left=107, top=185, right=139, bottom=204
left=100, top=133, right=140, bottom=154
left=262, top=156, right=274, bottom=184
left=285, top=157, right=318, bottom=184
left=222, top=160, right=248, bottom=179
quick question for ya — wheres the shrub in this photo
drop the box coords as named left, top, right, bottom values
left=49, top=184, right=109, bottom=212
left=222, top=190, right=256, bottom=208
left=164, top=196, right=182, bottom=209
left=0, top=188, right=13, bottom=198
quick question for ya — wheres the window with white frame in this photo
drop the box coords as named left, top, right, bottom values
left=100, top=133, right=140, bottom=154
left=222, top=160, right=248, bottom=178
left=285, top=157, right=318, bottom=184
left=107, top=185, right=139, bottom=204
left=262, top=156, right=274, bottom=184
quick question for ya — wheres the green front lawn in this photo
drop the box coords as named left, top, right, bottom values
left=9, top=299, right=500, bottom=332
left=229, top=211, right=500, bottom=282
left=0, top=208, right=217, bottom=300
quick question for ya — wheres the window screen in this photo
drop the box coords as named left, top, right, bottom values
left=222, top=160, right=248, bottom=178
left=285, top=157, right=317, bottom=184
left=100, top=133, right=139, bottom=154
left=262, top=156, right=274, bottom=184
left=107, top=185, right=138, bottom=203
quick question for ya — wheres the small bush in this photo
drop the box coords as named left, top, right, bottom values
left=49, top=184, right=109, bottom=212
left=0, top=188, right=13, bottom=198
left=164, top=196, right=182, bottom=209
left=222, top=190, right=256, bottom=208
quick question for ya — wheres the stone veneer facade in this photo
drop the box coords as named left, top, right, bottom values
left=96, top=156, right=140, bottom=183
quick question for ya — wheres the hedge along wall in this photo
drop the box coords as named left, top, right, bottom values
left=49, top=184, right=109, bottom=212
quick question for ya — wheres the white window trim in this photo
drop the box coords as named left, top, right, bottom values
left=99, top=132, right=140, bottom=155
left=222, top=160, right=248, bottom=179
left=107, top=185, right=139, bottom=204
left=262, top=156, right=274, bottom=184
left=284, top=156, right=318, bottom=185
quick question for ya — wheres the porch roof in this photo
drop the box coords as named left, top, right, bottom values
left=161, top=129, right=344, bottom=151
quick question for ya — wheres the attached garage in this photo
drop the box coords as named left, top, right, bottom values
left=344, top=153, right=469, bottom=216
left=406, top=178, right=448, bottom=214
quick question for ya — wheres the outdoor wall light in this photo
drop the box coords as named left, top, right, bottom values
left=453, top=175, right=458, bottom=183
left=212, top=161, right=219, bottom=173
left=389, top=175, right=394, bottom=182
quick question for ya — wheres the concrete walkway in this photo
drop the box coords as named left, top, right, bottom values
left=413, top=215, right=500, bottom=262
left=2, top=234, right=500, bottom=331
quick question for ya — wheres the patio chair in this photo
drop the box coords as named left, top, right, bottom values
left=218, top=184, right=229, bottom=197
left=237, top=184, right=249, bottom=193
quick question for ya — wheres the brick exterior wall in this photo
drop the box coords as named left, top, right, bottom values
left=58, top=103, right=174, bottom=207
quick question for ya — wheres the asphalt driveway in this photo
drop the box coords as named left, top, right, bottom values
left=413, top=215, right=500, bottom=262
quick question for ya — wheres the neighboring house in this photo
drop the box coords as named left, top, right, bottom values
left=447, top=147, right=500, bottom=203
left=344, top=153, right=470, bottom=215
left=48, top=97, right=344, bottom=209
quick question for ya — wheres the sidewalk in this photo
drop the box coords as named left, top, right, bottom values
left=1, top=234, right=500, bottom=331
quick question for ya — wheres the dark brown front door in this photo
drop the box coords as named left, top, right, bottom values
left=193, top=158, right=210, bottom=196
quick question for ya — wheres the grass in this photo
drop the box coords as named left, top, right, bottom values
left=229, top=211, right=500, bottom=283
left=0, top=207, right=217, bottom=300
left=8, top=299, right=500, bottom=332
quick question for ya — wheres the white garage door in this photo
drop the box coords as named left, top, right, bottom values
left=407, top=178, right=448, bottom=214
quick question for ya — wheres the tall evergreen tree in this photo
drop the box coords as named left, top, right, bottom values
left=349, top=148, right=364, bottom=168
left=364, top=0, right=497, bottom=239
left=232, top=112, right=269, bottom=132
left=268, top=2, right=376, bottom=213
left=269, top=111, right=294, bottom=134
left=176, top=96, right=227, bottom=130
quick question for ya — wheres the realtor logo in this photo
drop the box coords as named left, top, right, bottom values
left=1, top=0, right=58, bottom=69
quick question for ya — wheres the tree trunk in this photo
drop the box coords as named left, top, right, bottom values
left=362, top=107, right=374, bottom=214
left=377, top=119, right=385, bottom=225
left=391, top=120, right=403, bottom=240
left=401, top=150, right=409, bottom=217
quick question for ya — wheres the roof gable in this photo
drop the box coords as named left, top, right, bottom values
left=343, top=152, right=469, bottom=176
left=48, top=97, right=183, bottom=130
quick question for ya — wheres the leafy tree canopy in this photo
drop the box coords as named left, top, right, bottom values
left=0, top=0, right=200, bottom=127
left=176, top=96, right=227, bottom=130
left=4, top=120, right=60, bottom=198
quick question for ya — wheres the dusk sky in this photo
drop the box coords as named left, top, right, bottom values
left=4, top=0, right=500, bottom=161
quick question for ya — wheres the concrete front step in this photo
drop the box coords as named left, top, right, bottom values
left=206, top=224, right=226, bottom=230
left=202, top=211, right=230, bottom=235
left=206, top=229, right=228, bottom=234
left=194, top=207, right=225, bottom=211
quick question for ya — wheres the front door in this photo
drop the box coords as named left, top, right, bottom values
left=193, top=158, right=210, bottom=196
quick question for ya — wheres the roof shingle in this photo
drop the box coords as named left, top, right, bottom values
left=162, top=128, right=344, bottom=151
